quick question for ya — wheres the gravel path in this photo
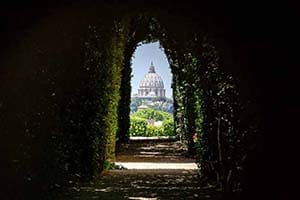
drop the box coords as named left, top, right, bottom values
left=58, top=139, right=223, bottom=200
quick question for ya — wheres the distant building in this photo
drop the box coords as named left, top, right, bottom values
left=138, top=62, right=166, bottom=98
left=137, top=104, right=148, bottom=110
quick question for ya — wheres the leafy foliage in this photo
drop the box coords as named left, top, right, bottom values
left=162, top=119, right=175, bottom=136
left=130, top=97, right=143, bottom=113
left=129, top=117, right=174, bottom=137
left=145, top=125, right=164, bottom=137
left=130, top=97, right=174, bottom=113
left=131, top=108, right=173, bottom=121
left=129, top=116, right=148, bottom=136
left=129, top=109, right=174, bottom=137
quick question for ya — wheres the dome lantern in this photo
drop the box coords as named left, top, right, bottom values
left=148, top=61, right=156, bottom=73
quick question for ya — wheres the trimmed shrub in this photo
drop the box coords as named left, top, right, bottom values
left=129, top=118, right=174, bottom=137
left=131, top=108, right=172, bottom=121
left=162, top=119, right=175, bottom=136
left=129, top=117, right=148, bottom=136
left=129, top=108, right=175, bottom=137
left=146, top=125, right=164, bottom=136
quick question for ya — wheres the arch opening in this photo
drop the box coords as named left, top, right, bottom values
left=129, top=41, right=174, bottom=137
left=114, top=14, right=259, bottom=196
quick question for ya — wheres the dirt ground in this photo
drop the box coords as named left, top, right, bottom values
left=57, top=139, right=223, bottom=200
left=116, top=139, right=195, bottom=163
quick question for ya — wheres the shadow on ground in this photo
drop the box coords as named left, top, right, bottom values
left=59, top=170, right=222, bottom=200
left=116, top=139, right=194, bottom=163
left=56, top=139, right=226, bottom=200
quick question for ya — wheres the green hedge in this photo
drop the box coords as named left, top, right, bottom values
left=129, top=116, right=174, bottom=137
left=146, top=125, right=164, bottom=136
left=131, top=108, right=172, bottom=121
left=162, top=119, right=175, bottom=136
left=129, top=117, right=148, bottom=136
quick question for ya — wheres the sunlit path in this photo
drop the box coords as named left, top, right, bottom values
left=58, top=139, right=223, bottom=199
left=116, top=139, right=195, bottom=163
left=115, top=139, right=197, bottom=170
left=114, top=162, right=198, bottom=170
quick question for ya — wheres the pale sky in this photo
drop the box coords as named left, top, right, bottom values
left=131, top=41, right=172, bottom=98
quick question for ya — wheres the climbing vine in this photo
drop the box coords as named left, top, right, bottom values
left=123, top=15, right=260, bottom=196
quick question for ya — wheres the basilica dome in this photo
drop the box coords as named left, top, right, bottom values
left=138, top=62, right=166, bottom=98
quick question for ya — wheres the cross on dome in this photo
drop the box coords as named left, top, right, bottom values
left=148, top=61, right=156, bottom=73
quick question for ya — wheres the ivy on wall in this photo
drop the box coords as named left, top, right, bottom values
left=121, top=15, right=259, bottom=196
left=100, top=19, right=129, bottom=162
